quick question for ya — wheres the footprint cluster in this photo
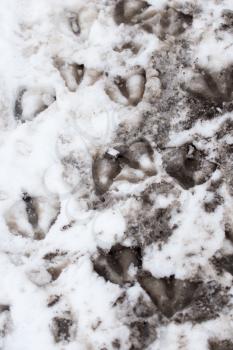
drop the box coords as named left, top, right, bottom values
left=6, top=0, right=233, bottom=348
left=93, top=247, right=229, bottom=325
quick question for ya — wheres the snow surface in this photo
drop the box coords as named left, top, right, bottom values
left=1, top=0, right=233, bottom=349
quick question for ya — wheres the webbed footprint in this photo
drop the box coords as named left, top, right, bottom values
left=5, top=193, right=60, bottom=240
left=92, top=151, right=122, bottom=195
left=93, top=244, right=141, bottom=285
left=163, top=144, right=217, bottom=189
left=114, top=0, right=150, bottom=25
left=14, top=87, right=55, bottom=122
left=141, top=6, right=193, bottom=38
left=67, top=6, right=97, bottom=37
left=137, top=272, right=199, bottom=318
left=114, top=1, right=193, bottom=39
left=115, top=138, right=156, bottom=176
left=184, top=65, right=233, bottom=106
left=92, top=139, right=156, bottom=194
left=105, top=68, right=146, bottom=106
left=54, top=59, right=84, bottom=92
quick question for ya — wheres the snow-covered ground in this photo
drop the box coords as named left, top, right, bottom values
left=1, top=0, right=233, bottom=349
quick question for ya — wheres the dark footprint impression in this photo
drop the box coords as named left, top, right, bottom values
left=137, top=272, right=199, bottom=318
left=184, top=65, right=233, bottom=106
left=67, top=8, right=97, bottom=37
left=152, top=6, right=193, bottom=38
left=209, top=339, right=233, bottom=350
left=114, top=0, right=150, bottom=25
left=212, top=254, right=233, bottom=276
left=114, top=1, right=193, bottom=39
left=92, top=139, right=156, bottom=195
left=141, top=6, right=193, bottom=39
left=163, top=144, right=217, bottom=189
left=93, top=244, right=141, bottom=285
left=137, top=273, right=229, bottom=322
left=22, top=192, right=59, bottom=240
left=92, top=151, right=122, bottom=195
left=115, top=138, right=154, bottom=174
left=6, top=192, right=60, bottom=240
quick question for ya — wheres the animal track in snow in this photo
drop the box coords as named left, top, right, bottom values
left=163, top=144, right=217, bottom=189
left=115, top=138, right=155, bottom=174
left=138, top=273, right=229, bottom=323
left=92, top=152, right=122, bottom=195
left=184, top=65, right=233, bottom=106
left=114, top=0, right=150, bottom=25
left=141, top=6, right=193, bottom=39
left=209, top=339, right=233, bottom=350
left=54, top=60, right=84, bottom=92
left=114, top=1, right=193, bottom=39
left=2, top=0, right=233, bottom=348
left=105, top=68, right=146, bottom=106
left=5, top=193, right=60, bottom=240
left=93, top=244, right=141, bottom=285
left=67, top=6, right=97, bottom=38
left=137, top=272, right=199, bottom=318
left=27, top=249, right=69, bottom=287
left=54, top=57, right=103, bottom=92
left=14, top=87, right=56, bottom=122
left=92, top=139, right=156, bottom=194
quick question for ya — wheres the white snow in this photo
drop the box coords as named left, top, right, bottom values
left=0, top=0, right=233, bottom=349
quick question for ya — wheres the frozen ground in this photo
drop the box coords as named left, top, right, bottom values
left=1, top=0, right=233, bottom=349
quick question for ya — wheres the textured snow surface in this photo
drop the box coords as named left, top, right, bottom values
left=1, top=0, right=233, bottom=349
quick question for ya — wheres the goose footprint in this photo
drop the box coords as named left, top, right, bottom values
left=14, top=87, right=55, bottom=122
left=92, top=139, right=156, bottom=194
left=105, top=68, right=146, bottom=106
left=93, top=244, right=141, bottom=285
left=5, top=193, right=60, bottom=240
left=163, top=144, right=217, bottom=189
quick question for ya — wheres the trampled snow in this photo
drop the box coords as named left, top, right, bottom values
left=0, top=0, right=233, bottom=349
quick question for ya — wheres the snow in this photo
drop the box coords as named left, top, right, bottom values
left=0, top=0, right=233, bottom=349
